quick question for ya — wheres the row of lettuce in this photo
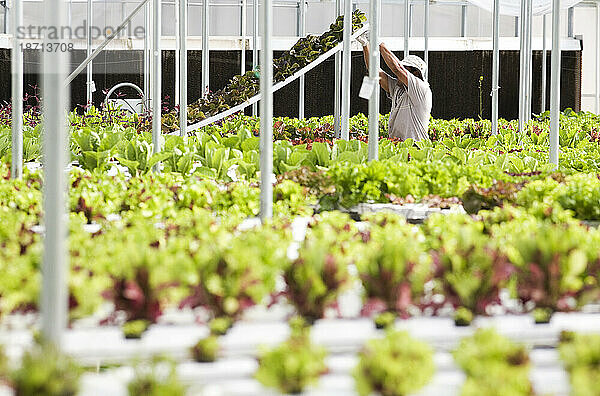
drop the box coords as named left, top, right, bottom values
left=2, top=197, right=600, bottom=328
left=0, top=327, right=596, bottom=396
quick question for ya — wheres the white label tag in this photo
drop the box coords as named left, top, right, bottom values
left=359, top=75, right=376, bottom=100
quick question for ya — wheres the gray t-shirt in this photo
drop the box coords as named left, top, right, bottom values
left=386, top=72, right=432, bottom=141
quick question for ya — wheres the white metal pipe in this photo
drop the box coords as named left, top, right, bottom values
left=549, top=0, right=560, bottom=166
left=368, top=0, right=379, bottom=161
left=298, top=0, right=306, bottom=119
left=202, top=0, right=209, bottom=97
left=461, top=4, right=467, bottom=37
left=403, top=0, right=409, bottom=58
left=596, top=3, right=599, bottom=114
left=260, top=0, right=273, bottom=220
left=144, top=1, right=150, bottom=104
left=241, top=0, right=247, bottom=75
left=252, top=0, right=258, bottom=116
left=152, top=0, right=162, bottom=163
left=541, top=13, right=547, bottom=112
left=179, top=0, right=187, bottom=137
left=341, top=0, right=352, bottom=140
left=3, top=0, right=8, bottom=34
left=424, top=0, right=429, bottom=68
left=567, top=6, right=574, bottom=37
left=491, top=0, right=499, bottom=135
left=525, top=0, right=532, bottom=122
left=41, top=0, right=69, bottom=346
left=86, top=0, right=93, bottom=104
left=11, top=0, right=23, bottom=179
left=175, top=0, right=180, bottom=107
left=518, top=0, right=526, bottom=133
left=334, top=0, right=341, bottom=137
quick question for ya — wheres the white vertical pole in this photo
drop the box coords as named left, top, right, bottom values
left=11, top=0, right=23, bottom=179
left=461, top=4, right=467, bottom=37
left=334, top=0, right=341, bottom=136
left=179, top=0, right=187, bottom=137
left=368, top=0, right=379, bottom=161
left=144, top=1, right=151, bottom=105
left=549, top=0, right=560, bottom=166
left=424, top=0, right=429, bottom=68
left=341, top=0, right=351, bottom=140
left=404, top=0, right=409, bottom=58
left=260, top=0, right=273, bottom=220
left=525, top=0, right=532, bottom=122
left=596, top=3, right=599, bottom=114
left=252, top=0, right=258, bottom=116
left=567, top=6, right=574, bottom=37
left=152, top=0, right=162, bottom=163
left=202, top=0, right=209, bottom=97
left=86, top=0, right=93, bottom=105
left=541, top=13, right=547, bottom=112
left=41, top=0, right=69, bottom=346
left=175, top=0, right=180, bottom=107
left=491, top=0, right=499, bottom=135
left=241, top=0, right=247, bottom=75
left=298, top=0, right=306, bottom=119
left=518, top=0, right=526, bottom=133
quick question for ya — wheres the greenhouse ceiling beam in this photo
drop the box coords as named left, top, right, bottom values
left=179, top=0, right=188, bottom=138
left=151, top=0, right=161, bottom=168
left=334, top=0, right=341, bottom=137
left=491, top=0, right=499, bottom=135
left=341, top=0, right=352, bottom=140
left=11, top=0, right=23, bottom=179
left=202, top=0, right=210, bottom=97
left=549, top=0, right=560, bottom=165
left=64, top=0, right=150, bottom=86
left=42, top=0, right=69, bottom=347
left=368, top=0, right=380, bottom=161
left=260, top=0, right=273, bottom=220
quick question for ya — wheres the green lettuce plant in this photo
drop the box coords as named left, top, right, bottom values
left=255, top=317, right=327, bottom=394
left=354, top=330, right=435, bottom=396
left=128, top=357, right=186, bottom=396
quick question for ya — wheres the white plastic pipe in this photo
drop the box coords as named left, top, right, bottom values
left=298, top=0, right=306, bottom=119
left=368, top=0, right=379, bottom=161
left=541, top=13, right=547, bottom=112
left=152, top=0, right=162, bottom=163
left=404, top=0, right=409, bottom=58
left=252, top=0, right=258, bottom=116
left=549, top=0, right=560, bottom=166
left=461, top=4, right=467, bottom=37
left=334, top=0, right=341, bottom=137
left=260, top=0, right=273, bottom=220
left=424, top=0, right=429, bottom=68
left=341, top=0, right=351, bottom=140
left=491, top=0, right=499, bottom=135
left=41, top=0, right=69, bottom=346
left=11, top=0, right=23, bottom=179
left=202, top=0, right=210, bottom=97
left=179, top=0, right=187, bottom=137
left=86, top=0, right=93, bottom=104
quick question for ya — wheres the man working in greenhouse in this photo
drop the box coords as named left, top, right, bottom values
left=357, top=33, right=432, bottom=142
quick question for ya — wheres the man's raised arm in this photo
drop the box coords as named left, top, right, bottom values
left=357, top=33, right=389, bottom=93
left=379, top=43, right=409, bottom=87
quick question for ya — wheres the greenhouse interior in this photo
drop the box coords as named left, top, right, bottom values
left=1, top=0, right=600, bottom=394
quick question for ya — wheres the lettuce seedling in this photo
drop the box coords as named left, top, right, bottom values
left=127, top=357, right=186, bottom=396
left=354, top=330, right=435, bottom=396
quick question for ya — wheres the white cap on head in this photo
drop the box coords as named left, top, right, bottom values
left=400, top=55, right=427, bottom=80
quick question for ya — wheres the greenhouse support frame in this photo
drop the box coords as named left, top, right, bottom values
left=151, top=0, right=162, bottom=164
left=298, top=0, right=306, bottom=119
left=202, top=0, right=210, bottom=97
left=179, top=0, right=188, bottom=138
left=260, top=0, right=273, bottom=220
left=11, top=0, right=23, bottom=179
left=341, top=0, right=352, bottom=140
left=549, top=0, right=561, bottom=166
left=491, top=0, right=499, bottom=135
left=368, top=0, right=380, bottom=161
